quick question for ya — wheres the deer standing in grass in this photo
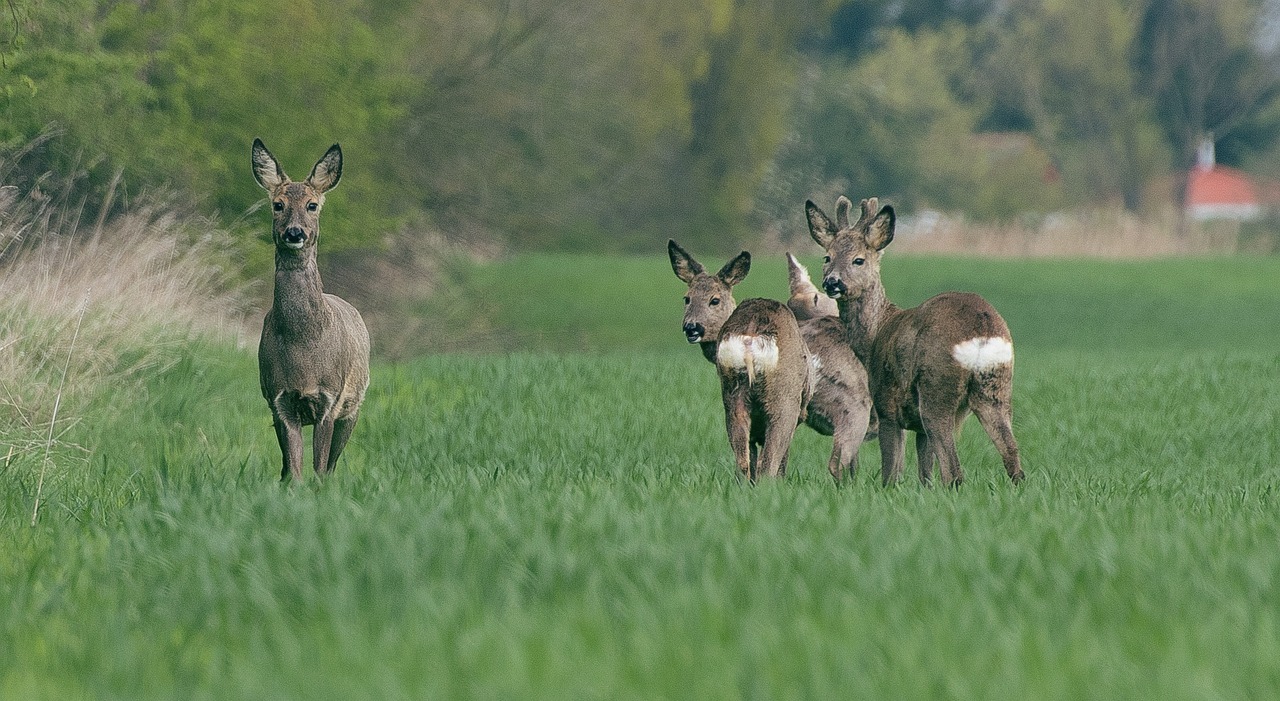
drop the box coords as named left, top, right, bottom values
left=252, top=139, right=370, bottom=482
left=668, top=241, right=874, bottom=482
left=806, top=197, right=1023, bottom=488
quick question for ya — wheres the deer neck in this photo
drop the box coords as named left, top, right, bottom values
left=270, top=247, right=332, bottom=335
left=838, top=281, right=898, bottom=363
left=698, top=340, right=718, bottom=364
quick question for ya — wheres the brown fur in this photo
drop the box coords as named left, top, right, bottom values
left=806, top=197, right=1023, bottom=487
left=252, top=139, right=371, bottom=482
left=668, top=240, right=875, bottom=482
left=715, top=298, right=810, bottom=481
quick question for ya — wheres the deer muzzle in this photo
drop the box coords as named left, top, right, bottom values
left=683, top=322, right=705, bottom=343
left=282, top=226, right=307, bottom=248
left=822, top=276, right=847, bottom=299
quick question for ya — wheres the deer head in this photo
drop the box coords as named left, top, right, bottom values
left=785, top=252, right=839, bottom=320
left=668, top=240, right=750, bottom=344
left=252, top=138, right=342, bottom=254
left=805, top=196, right=894, bottom=301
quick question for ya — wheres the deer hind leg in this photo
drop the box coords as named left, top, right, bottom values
left=828, top=407, right=865, bottom=483
left=724, top=396, right=753, bottom=481
left=758, top=406, right=802, bottom=480
left=877, top=416, right=906, bottom=486
left=921, top=411, right=963, bottom=488
left=972, top=399, right=1023, bottom=484
left=916, top=388, right=962, bottom=488
left=273, top=413, right=304, bottom=483
left=325, top=411, right=360, bottom=475
left=915, top=431, right=934, bottom=486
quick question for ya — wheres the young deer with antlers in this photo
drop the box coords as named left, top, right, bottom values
left=668, top=241, right=874, bottom=482
left=252, top=139, right=370, bottom=482
left=806, top=197, right=1023, bottom=488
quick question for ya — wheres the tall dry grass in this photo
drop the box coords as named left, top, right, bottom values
left=0, top=172, right=250, bottom=490
left=891, top=208, right=1268, bottom=258
left=762, top=206, right=1275, bottom=258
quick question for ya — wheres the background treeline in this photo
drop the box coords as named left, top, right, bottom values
left=2, top=0, right=1279, bottom=256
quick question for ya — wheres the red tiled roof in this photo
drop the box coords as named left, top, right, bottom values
left=1187, top=165, right=1259, bottom=206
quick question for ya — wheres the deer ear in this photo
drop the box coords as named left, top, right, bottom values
left=786, top=252, right=811, bottom=293
left=835, top=196, right=853, bottom=229
left=806, top=200, right=837, bottom=248
left=251, top=138, right=286, bottom=191
left=308, top=143, right=343, bottom=194
left=866, top=205, right=895, bottom=251
left=717, top=251, right=751, bottom=287
left=668, top=239, right=704, bottom=283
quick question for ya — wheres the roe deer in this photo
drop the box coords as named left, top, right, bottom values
left=251, top=138, right=370, bottom=482
left=716, top=297, right=811, bottom=481
left=806, top=196, right=1023, bottom=488
left=668, top=241, right=874, bottom=481
left=785, top=252, right=839, bottom=320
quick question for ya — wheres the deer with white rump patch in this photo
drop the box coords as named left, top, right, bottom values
left=806, top=197, right=1023, bottom=487
left=252, top=139, right=370, bottom=482
left=668, top=241, right=874, bottom=482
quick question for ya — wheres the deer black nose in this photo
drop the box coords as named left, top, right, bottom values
left=822, top=276, right=847, bottom=298
left=683, top=322, right=705, bottom=343
left=283, top=226, right=306, bottom=245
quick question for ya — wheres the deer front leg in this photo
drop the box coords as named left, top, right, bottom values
left=312, top=413, right=336, bottom=477
left=310, top=394, right=339, bottom=476
left=325, top=411, right=360, bottom=475
left=272, top=413, right=304, bottom=482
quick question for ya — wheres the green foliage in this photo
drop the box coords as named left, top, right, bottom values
left=761, top=25, right=1070, bottom=229
left=3, top=0, right=1280, bottom=257
left=986, top=0, right=1170, bottom=209
left=1, top=0, right=408, bottom=250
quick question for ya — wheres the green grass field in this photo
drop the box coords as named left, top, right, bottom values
left=4, top=254, right=1280, bottom=699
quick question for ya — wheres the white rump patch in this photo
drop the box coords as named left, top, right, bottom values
left=951, top=336, right=1013, bottom=372
left=717, top=334, right=780, bottom=377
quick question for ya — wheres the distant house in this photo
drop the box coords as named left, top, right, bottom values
left=1186, top=140, right=1264, bottom=221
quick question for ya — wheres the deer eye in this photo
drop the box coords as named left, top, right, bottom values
left=854, top=257, right=865, bottom=266
left=272, top=201, right=284, bottom=212
left=683, top=296, right=690, bottom=305
left=823, top=255, right=831, bottom=263
left=306, top=202, right=318, bottom=212
left=710, top=297, right=721, bottom=306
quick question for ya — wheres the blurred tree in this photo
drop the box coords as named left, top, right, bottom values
left=757, top=24, right=1063, bottom=234
left=979, top=0, right=1167, bottom=210
left=816, top=0, right=996, bottom=58
left=389, top=0, right=833, bottom=252
left=1134, top=0, right=1280, bottom=211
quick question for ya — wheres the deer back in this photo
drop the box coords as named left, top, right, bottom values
left=716, top=298, right=811, bottom=410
